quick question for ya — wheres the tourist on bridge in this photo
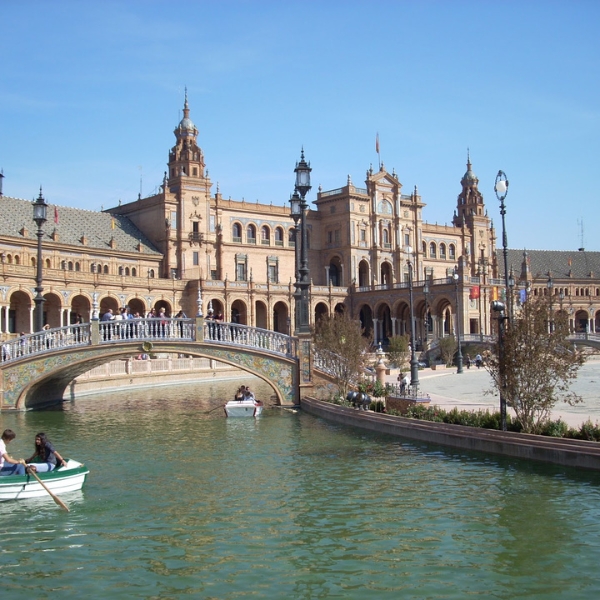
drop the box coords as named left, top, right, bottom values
left=0, top=429, right=26, bottom=476
left=25, top=432, right=67, bottom=473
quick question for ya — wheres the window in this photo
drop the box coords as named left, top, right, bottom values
left=193, top=251, right=199, bottom=266
left=429, top=242, right=437, bottom=258
left=236, top=254, right=248, bottom=281
left=103, top=265, right=109, bottom=275
left=382, top=229, right=390, bottom=248
left=132, top=268, right=137, bottom=277
left=404, top=233, right=410, bottom=247
left=440, top=243, right=446, bottom=259
left=288, top=228, right=295, bottom=247
left=449, top=244, right=456, bottom=260
left=119, top=266, right=124, bottom=276
left=170, top=211, right=177, bottom=229
left=75, top=262, right=81, bottom=272
left=148, top=269, right=155, bottom=278
left=125, top=267, right=130, bottom=276
left=209, top=215, right=216, bottom=232
left=232, top=223, right=242, bottom=243
left=268, top=259, right=279, bottom=284
left=261, top=226, right=270, bottom=245
left=91, top=263, right=97, bottom=273
left=247, top=224, right=256, bottom=244
left=275, top=227, right=284, bottom=246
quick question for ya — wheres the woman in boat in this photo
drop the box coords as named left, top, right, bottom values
left=25, top=433, right=67, bottom=473
left=0, top=429, right=26, bottom=476
left=235, top=385, right=246, bottom=401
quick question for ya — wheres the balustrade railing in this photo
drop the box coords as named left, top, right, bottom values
left=1, top=324, right=90, bottom=363
left=204, top=321, right=296, bottom=357
left=1, top=319, right=297, bottom=365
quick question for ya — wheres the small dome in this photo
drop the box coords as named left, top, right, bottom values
left=179, top=116, right=196, bottom=132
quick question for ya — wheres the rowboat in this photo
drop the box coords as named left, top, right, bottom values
left=0, top=459, right=89, bottom=502
left=224, top=399, right=264, bottom=417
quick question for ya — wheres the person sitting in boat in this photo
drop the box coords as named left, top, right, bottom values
left=235, top=385, right=246, bottom=401
left=25, top=432, right=67, bottom=473
left=244, top=387, right=256, bottom=401
left=0, top=429, right=26, bottom=476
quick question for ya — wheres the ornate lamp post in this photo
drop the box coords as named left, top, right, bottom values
left=492, top=300, right=508, bottom=431
left=547, top=273, right=554, bottom=332
left=423, top=278, right=430, bottom=347
left=405, top=245, right=419, bottom=393
left=289, top=190, right=302, bottom=331
left=294, top=149, right=312, bottom=334
left=452, top=270, right=464, bottom=374
left=32, top=188, right=48, bottom=332
left=494, top=171, right=510, bottom=319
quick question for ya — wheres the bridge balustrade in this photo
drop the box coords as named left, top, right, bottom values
left=98, top=318, right=195, bottom=343
left=1, top=324, right=90, bottom=363
left=204, top=321, right=296, bottom=357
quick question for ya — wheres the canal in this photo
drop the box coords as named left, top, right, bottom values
left=1, top=380, right=600, bottom=599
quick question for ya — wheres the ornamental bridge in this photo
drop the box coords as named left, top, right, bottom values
left=0, top=318, right=303, bottom=410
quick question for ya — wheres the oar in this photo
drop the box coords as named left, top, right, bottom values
left=206, top=404, right=225, bottom=414
left=28, top=468, right=70, bottom=512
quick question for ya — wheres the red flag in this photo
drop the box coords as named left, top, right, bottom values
left=469, top=286, right=480, bottom=299
left=376, top=132, right=380, bottom=154
left=54, top=206, right=59, bottom=224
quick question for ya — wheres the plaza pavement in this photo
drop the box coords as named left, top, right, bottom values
left=384, top=355, right=600, bottom=429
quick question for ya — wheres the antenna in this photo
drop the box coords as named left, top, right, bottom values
left=138, top=166, right=143, bottom=198
left=577, top=218, right=585, bottom=251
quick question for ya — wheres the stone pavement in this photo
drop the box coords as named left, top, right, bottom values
left=383, top=356, right=600, bottom=429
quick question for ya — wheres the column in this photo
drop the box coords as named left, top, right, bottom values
left=372, top=318, right=379, bottom=343
left=391, top=317, right=397, bottom=337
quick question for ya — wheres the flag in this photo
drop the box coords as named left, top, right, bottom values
left=520, top=289, right=527, bottom=304
left=469, top=286, right=480, bottom=300
left=376, top=132, right=380, bottom=154
left=54, top=206, right=59, bottom=224
left=111, top=216, right=116, bottom=230
left=491, top=286, right=498, bottom=301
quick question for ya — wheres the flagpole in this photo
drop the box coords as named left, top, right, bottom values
left=376, top=132, right=380, bottom=170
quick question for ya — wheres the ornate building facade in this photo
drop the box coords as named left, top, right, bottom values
left=1, top=95, right=599, bottom=347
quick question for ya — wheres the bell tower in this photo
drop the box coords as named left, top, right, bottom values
left=167, top=89, right=206, bottom=186
left=453, top=151, right=493, bottom=274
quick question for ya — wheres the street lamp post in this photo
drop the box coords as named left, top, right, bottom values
left=495, top=171, right=511, bottom=319
left=294, top=149, right=312, bottom=334
left=492, top=300, right=508, bottom=431
left=32, top=188, right=48, bottom=332
left=452, top=270, right=464, bottom=374
left=547, top=274, right=554, bottom=332
left=289, top=190, right=302, bottom=332
left=405, top=246, right=419, bottom=394
left=423, top=278, right=430, bottom=347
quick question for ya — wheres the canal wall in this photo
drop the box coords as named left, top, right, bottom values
left=300, top=397, right=600, bottom=471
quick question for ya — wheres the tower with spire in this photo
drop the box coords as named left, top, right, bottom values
left=453, top=151, right=494, bottom=275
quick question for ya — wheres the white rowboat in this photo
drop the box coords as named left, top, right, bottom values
left=224, top=399, right=264, bottom=418
left=0, top=459, right=89, bottom=502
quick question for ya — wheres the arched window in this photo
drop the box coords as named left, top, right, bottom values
left=125, top=267, right=130, bottom=276
left=422, top=241, right=427, bottom=255
left=91, top=263, right=97, bottom=273
left=148, top=269, right=155, bottom=278
left=288, top=228, right=295, bottom=246
left=429, top=242, right=437, bottom=259
left=275, top=227, right=284, bottom=246
left=247, top=224, right=256, bottom=244
left=118, top=266, right=124, bottom=276
left=439, top=243, right=447, bottom=259
left=75, top=262, right=81, bottom=272
left=31, top=257, right=36, bottom=267
left=6, top=254, right=12, bottom=264
left=68, top=261, right=74, bottom=271
left=103, top=265, right=109, bottom=275
left=45, top=258, right=51, bottom=268
left=132, top=268, right=137, bottom=277
left=449, top=244, right=456, bottom=260
left=261, top=225, right=270, bottom=245
left=232, top=223, right=242, bottom=242
left=382, top=229, right=390, bottom=248
left=14, top=255, right=20, bottom=265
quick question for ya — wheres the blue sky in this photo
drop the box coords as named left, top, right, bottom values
left=2, top=1, right=599, bottom=251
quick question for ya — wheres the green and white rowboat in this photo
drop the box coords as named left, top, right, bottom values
left=0, top=459, right=89, bottom=502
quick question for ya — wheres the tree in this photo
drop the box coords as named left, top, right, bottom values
left=485, top=296, right=587, bottom=434
left=386, top=334, right=410, bottom=369
left=312, top=312, right=372, bottom=399
left=438, top=335, right=457, bottom=367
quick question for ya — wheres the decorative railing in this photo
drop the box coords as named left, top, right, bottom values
left=0, top=319, right=298, bottom=364
left=98, top=318, right=195, bottom=343
left=203, top=322, right=297, bottom=357
left=1, top=324, right=90, bottom=363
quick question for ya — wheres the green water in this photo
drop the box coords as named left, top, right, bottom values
left=1, top=381, right=600, bottom=599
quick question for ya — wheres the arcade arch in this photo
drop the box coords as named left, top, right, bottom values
left=272, top=301, right=289, bottom=333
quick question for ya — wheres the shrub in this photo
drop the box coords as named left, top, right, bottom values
left=540, top=419, right=570, bottom=438
left=578, top=419, right=600, bottom=442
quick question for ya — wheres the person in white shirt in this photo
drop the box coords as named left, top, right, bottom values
left=0, top=429, right=26, bottom=476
